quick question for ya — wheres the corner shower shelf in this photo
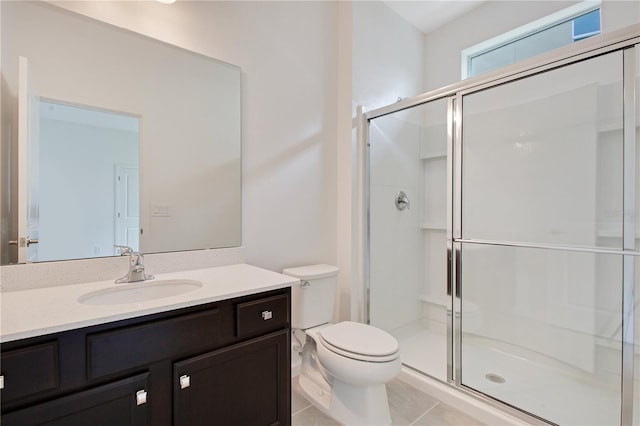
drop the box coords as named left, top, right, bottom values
left=597, top=122, right=622, bottom=133
left=420, top=294, right=448, bottom=306
left=596, top=229, right=623, bottom=238
left=420, top=223, right=446, bottom=230
left=421, top=152, right=447, bottom=160
left=597, top=122, right=640, bottom=133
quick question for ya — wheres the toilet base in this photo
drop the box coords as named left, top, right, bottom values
left=299, top=374, right=393, bottom=426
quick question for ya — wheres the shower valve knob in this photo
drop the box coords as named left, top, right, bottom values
left=395, top=191, right=410, bottom=211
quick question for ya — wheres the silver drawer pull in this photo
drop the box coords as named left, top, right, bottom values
left=180, top=374, right=191, bottom=389
left=262, top=310, right=273, bottom=320
left=0, top=375, right=4, bottom=390
left=136, top=389, right=147, bottom=405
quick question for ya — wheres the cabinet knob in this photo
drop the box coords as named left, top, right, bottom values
left=0, top=374, right=4, bottom=390
left=180, top=374, right=191, bottom=389
left=262, top=310, right=273, bottom=320
left=136, top=389, right=147, bottom=405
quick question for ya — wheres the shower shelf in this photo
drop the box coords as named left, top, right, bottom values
left=420, top=223, right=445, bottom=230
left=595, top=227, right=623, bottom=238
left=421, top=152, right=446, bottom=160
left=597, top=121, right=622, bottom=132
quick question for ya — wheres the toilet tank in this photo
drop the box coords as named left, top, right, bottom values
left=282, top=264, right=340, bottom=330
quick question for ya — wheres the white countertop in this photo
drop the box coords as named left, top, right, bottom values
left=1, top=263, right=298, bottom=343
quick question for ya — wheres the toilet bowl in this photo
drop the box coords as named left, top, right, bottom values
left=283, top=265, right=401, bottom=425
left=299, top=322, right=401, bottom=425
left=312, top=321, right=400, bottom=386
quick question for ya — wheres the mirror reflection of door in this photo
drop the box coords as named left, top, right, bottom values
left=115, top=164, right=140, bottom=253
left=17, top=56, right=41, bottom=263
left=37, top=100, right=140, bottom=262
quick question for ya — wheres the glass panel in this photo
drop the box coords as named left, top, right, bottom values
left=573, top=9, right=601, bottom=41
left=634, top=255, right=640, bottom=426
left=634, top=44, right=640, bottom=426
left=469, top=44, right=516, bottom=78
left=460, top=243, right=622, bottom=425
left=369, top=98, right=449, bottom=381
left=462, top=51, right=623, bottom=248
left=468, top=8, right=601, bottom=78
left=514, top=21, right=572, bottom=62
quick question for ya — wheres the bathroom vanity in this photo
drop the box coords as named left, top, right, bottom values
left=0, top=264, right=295, bottom=426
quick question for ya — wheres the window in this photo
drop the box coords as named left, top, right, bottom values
left=462, top=1, right=601, bottom=79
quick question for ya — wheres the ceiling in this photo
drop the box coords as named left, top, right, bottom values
left=382, top=1, right=486, bottom=34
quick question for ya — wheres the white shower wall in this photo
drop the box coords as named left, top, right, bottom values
left=368, top=85, right=453, bottom=332
left=369, top=111, right=423, bottom=331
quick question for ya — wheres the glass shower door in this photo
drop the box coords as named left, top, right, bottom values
left=368, top=98, right=451, bottom=382
left=458, top=51, right=625, bottom=425
left=632, top=43, right=639, bottom=426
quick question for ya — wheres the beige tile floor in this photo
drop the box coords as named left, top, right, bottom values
left=291, top=376, right=485, bottom=426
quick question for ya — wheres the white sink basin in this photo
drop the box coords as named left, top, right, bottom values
left=78, top=279, right=203, bottom=305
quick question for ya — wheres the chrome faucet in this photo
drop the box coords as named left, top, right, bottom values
left=115, top=245, right=155, bottom=284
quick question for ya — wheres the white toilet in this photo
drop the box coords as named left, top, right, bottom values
left=283, top=264, right=401, bottom=426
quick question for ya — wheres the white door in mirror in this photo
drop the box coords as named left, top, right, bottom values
left=17, top=56, right=41, bottom=263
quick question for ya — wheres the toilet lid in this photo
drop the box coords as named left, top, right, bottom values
left=319, top=321, right=399, bottom=357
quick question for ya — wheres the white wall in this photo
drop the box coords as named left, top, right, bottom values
left=352, top=1, right=426, bottom=111
left=18, top=1, right=340, bottom=274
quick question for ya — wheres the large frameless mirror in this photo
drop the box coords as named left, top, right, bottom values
left=0, top=1, right=241, bottom=265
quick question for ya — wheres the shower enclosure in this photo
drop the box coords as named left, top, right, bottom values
left=365, top=28, right=639, bottom=425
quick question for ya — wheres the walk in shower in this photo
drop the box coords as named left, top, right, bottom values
left=365, top=28, right=639, bottom=425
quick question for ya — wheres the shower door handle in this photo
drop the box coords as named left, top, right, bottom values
left=447, top=247, right=452, bottom=296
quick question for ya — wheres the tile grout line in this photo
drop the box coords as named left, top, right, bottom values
left=408, top=401, right=441, bottom=426
left=291, top=401, right=313, bottom=417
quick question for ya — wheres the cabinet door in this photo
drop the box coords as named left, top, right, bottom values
left=0, top=341, right=59, bottom=405
left=2, top=373, right=149, bottom=426
left=174, top=330, right=290, bottom=426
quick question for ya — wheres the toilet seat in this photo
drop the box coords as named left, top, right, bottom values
left=318, top=321, right=399, bottom=363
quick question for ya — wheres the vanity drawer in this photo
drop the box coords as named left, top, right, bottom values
left=88, top=308, right=220, bottom=380
left=236, top=294, right=289, bottom=339
left=0, top=341, right=59, bottom=403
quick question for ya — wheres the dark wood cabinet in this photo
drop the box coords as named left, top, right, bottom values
left=2, top=373, right=149, bottom=426
left=1, top=288, right=291, bottom=426
left=0, top=341, right=59, bottom=402
left=174, top=330, right=289, bottom=426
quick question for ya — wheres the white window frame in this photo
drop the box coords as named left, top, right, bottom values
left=461, top=0, right=601, bottom=79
